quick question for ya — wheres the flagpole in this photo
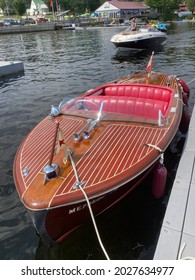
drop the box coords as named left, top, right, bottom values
left=48, top=122, right=59, bottom=166
left=50, top=0, right=55, bottom=21
left=52, top=2, right=55, bottom=21
left=146, top=51, right=154, bottom=77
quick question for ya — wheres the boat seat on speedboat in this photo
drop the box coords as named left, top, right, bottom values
left=103, top=84, right=172, bottom=103
left=84, top=84, right=173, bottom=119
left=84, top=95, right=169, bottom=119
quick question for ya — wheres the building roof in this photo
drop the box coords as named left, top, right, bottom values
left=31, top=0, right=48, bottom=9
left=108, top=1, right=148, bottom=10
left=33, top=0, right=44, bottom=5
left=95, top=1, right=149, bottom=14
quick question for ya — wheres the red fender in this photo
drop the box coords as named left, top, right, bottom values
left=182, top=92, right=188, bottom=107
left=179, top=105, right=190, bottom=134
left=152, top=162, right=167, bottom=199
left=178, top=79, right=190, bottom=97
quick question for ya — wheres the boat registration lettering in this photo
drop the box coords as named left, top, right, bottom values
left=69, top=196, right=104, bottom=214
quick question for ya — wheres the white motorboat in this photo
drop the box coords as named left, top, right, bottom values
left=111, top=26, right=167, bottom=49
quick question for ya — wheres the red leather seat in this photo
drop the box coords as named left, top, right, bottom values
left=104, top=84, right=172, bottom=103
left=83, top=84, right=173, bottom=119
left=84, top=95, right=168, bottom=119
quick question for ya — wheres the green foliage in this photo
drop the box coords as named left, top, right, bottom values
left=0, top=0, right=12, bottom=11
left=145, top=0, right=162, bottom=9
left=145, top=0, right=182, bottom=20
left=145, top=0, right=181, bottom=10
left=25, top=0, right=31, bottom=8
left=0, top=0, right=6, bottom=10
left=187, top=0, right=195, bottom=11
left=42, top=0, right=102, bottom=13
left=13, top=0, right=26, bottom=16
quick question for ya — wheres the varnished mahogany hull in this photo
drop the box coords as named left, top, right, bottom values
left=30, top=166, right=153, bottom=246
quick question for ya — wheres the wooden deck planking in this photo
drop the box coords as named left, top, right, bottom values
left=154, top=106, right=195, bottom=260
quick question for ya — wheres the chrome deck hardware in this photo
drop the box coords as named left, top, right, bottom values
left=83, top=101, right=104, bottom=139
left=73, top=119, right=92, bottom=141
left=49, top=105, right=61, bottom=119
left=43, top=163, right=60, bottom=181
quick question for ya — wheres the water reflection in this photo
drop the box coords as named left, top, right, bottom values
left=0, top=72, right=25, bottom=88
left=112, top=46, right=165, bottom=64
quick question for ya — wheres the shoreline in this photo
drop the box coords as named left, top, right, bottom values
left=0, top=22, right=55, bottom=34
left=1, top=19, right=195, bottom=35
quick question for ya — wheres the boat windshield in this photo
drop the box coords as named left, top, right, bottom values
left=59, top=97, right=106, bottom=120
left=57, top=97, right=135, bottom=122
left=53, top=80, right=171, bottom=125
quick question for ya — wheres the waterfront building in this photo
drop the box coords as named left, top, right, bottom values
left=95, top=1, right=149, bottom=19
left=28, top=0, right=49, bottom=16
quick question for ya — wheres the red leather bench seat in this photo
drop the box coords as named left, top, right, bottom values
left=84, top=96, right=169, bottom=119
left=103, top=84, right=172, bottom=103
left=83, top=84, right=173, bottom=119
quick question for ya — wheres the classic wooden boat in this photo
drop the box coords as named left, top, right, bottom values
left=13, top=56, right=190, bottom=247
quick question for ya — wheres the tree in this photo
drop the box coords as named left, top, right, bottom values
left=0, top=0, right=6, bottom=11
left=145, top=0, right=181, bottom=20
left=13, top=0, right=26, bottom=16
left=42, top=0, right=101, bottom=14
left=0, top=0, right=14, bottom=14
left=25, top=0, right=31, bottom=9
left=187, top=0, right=195, bottom=12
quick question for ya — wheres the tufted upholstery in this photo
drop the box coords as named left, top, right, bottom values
left=104, top=84, right=172, bottom=103
left=83, top=84, right=173, bottom=119
left=84, top=96, right=169, bottom=119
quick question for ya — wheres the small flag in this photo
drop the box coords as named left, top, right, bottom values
left=56, top=128, right=69, bottom=164
left=56, top=128, right=66, bottom=154
left=146, top=51, right=154, bottom=73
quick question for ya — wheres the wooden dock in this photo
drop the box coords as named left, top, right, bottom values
left=154, top=105, right=195, bottom=260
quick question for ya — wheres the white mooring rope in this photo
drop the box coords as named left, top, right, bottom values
left=68, top=149, right=110, bottom=260
left=78, top=185, right=110, bottom=260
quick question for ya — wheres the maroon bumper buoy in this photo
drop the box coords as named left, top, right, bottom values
left=179, top=105, right=190, bottom=134
left=152, top=162, right=167, bottom=199
left=178, top=79, right=190, bottom=98
left=182, top=92, right=188, bottom=107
